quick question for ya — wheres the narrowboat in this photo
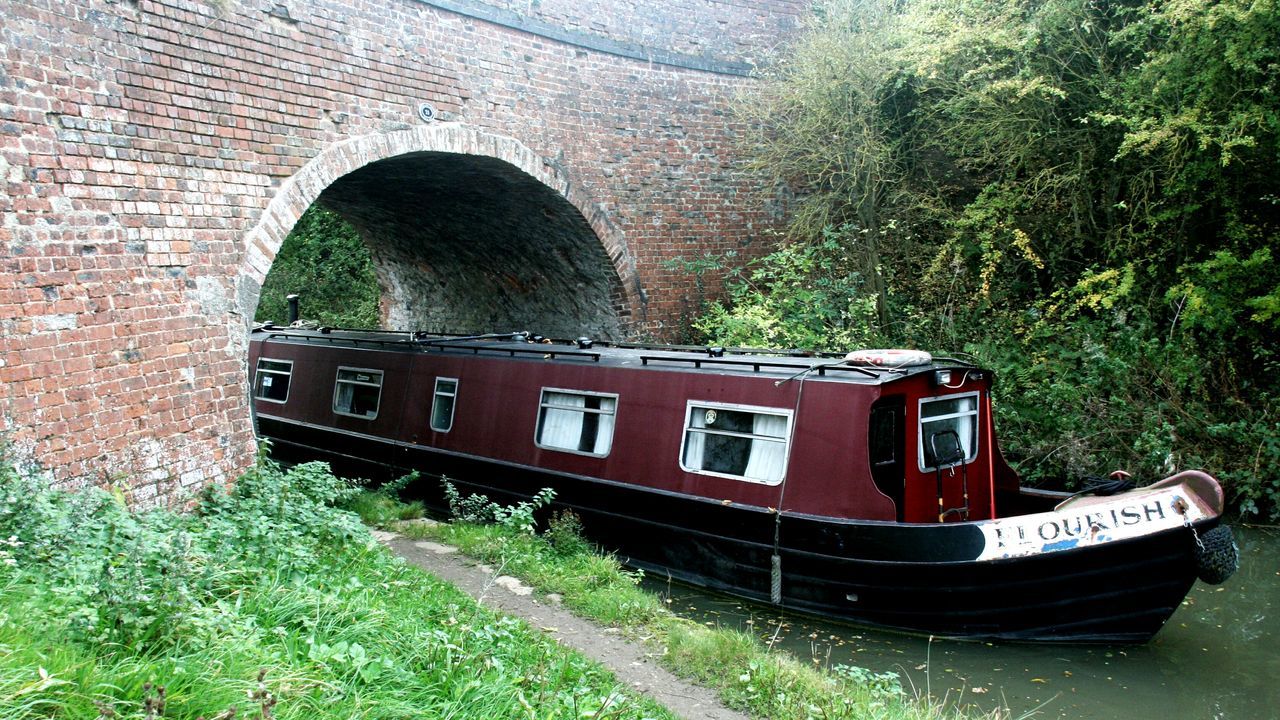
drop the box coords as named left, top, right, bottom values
left=247, top=326, right=1238, bottom=642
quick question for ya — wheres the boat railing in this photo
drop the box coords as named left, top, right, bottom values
left=253, top=325, right=973, bottom=372
left=254, top=327, right=420, bottom=348
left=420, top=342, right=600, bottom=362
left=605, top=340, right=845, bottom=359
left=638, top=354, right=882, bottom=378
left=254, top=327, right=600, bottom=362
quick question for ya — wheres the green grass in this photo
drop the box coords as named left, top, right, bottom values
left=389, top=500, right=991, bottom=720
left=0, top=459, right=674, bottom=720
left=343, top=489, right=426, bottom=527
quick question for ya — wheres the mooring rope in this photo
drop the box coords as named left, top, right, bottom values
left=768, top=367, right=813, bottom=605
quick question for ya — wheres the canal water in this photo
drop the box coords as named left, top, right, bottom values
left=644, top=525, right=1278, bottom=719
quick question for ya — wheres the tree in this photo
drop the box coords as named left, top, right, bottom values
left=709, top=0, right=1280, bottom=516
left=255, top=205, right=382, bottom=328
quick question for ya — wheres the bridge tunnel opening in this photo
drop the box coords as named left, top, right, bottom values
left=281, top=151, right=627, bottom=341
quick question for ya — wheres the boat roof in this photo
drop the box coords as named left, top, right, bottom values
left=250, top=325, right=978, bottom=385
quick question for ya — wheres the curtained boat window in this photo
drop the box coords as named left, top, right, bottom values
left=333, top=367, right=383, bottom=419
left=535, top=388, right=618, bottom=457
left=680, top=402, right=792, bottom=485
left=430, top=378, right=458, bottom=432
left=918, top=392, right=979, bottom=471
left=253, top=358, right=293, bottom=404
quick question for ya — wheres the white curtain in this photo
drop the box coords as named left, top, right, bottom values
left=540, top=392, right=585, bottom=449
left=923, top=395, right=977, bottom=465
left=745, top=413, right=788, bottom=482
left=334, top=382, right=354, bottom=414
left=683, top=410, right=707, bottom=469
left=592, top=398, right=617, bottom=454
left=953, top=396, right=976, bottom=457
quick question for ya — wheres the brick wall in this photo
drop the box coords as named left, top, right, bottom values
left=0, top=0, right=802, bottom=501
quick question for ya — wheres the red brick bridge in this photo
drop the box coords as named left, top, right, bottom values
left=0, top=0, right=802, bottom=500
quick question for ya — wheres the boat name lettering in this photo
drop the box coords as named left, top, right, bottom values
left=992, top=499, right=1167, bottom=549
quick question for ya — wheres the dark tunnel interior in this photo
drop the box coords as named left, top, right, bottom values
left=315, top=152, right=626, bottom=340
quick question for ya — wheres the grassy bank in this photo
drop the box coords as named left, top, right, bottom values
left=380, top=485, right=989, bottom=720
left=0, top=457, right=672, bottom=719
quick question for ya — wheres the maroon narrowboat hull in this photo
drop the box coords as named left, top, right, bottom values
left=257, top=413, right=1215, bottom=642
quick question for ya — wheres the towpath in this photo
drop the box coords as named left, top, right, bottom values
left=377, top=531, right=752, bottom=720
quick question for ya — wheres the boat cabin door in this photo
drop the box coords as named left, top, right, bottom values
left=869, top=396, right=906, bottom=521
left=906, top=392, right=983, bottom=520
left=928, top=429, right=969, bottom=521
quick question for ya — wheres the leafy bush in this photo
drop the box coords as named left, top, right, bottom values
left=441, top=479, right=555, bottom=534
left=342, top=470, right=426, bottom=528
left=694, top=229, right=883, bottom=351
left=0, top=454, right=204, bottom=647
left=0, top=452, right=366, bottom=649
left=831, top=664, right=904, bottom=698
left=0, top=452, right=670, bottom=720
left=195, top=459, right=366, bottom=578
left=545, top=509, right=592, bottom=557
left=705, top=0, right=1280, bottom=518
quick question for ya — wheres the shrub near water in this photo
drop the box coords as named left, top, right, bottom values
left=0, top=455, right=673, bottom=720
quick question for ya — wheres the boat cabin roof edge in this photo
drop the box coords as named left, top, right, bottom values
left=250, top=326, right=981, bottom=387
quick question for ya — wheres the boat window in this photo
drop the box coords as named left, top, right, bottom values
left=253, top=358, right=293, bottom=404
left=680, top=402, right=792, bottom=485
left=431, top=377, right=458, bottom=432
left=918, top=392, right=979, bottom=471
left=333, top=367, right=383, bottom=419
left=535, top=389, right=618, bottom=457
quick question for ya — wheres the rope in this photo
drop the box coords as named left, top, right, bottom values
left=769, top=369, right=811, bottom=605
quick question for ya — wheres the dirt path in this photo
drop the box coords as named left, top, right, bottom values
left=377, top=531, right=752, bottom=720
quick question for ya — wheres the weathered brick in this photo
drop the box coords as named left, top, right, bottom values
left=0, top=0, right=797, bottom=503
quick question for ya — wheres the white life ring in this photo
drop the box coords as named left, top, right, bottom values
left=844, top=348, right=933, bottom=367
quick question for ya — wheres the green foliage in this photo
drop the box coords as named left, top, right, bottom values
left=342, top=471, right=426, bottom=528
left=545, top=509, right=592, bottom=557
left=417, top=520, right=662, bottom=628
left=831, top=664, right=904, bottom=698
left=0, top=456, right=203, bottom=648
left=441, top=479, right=555, bottom=535
left=694, top=228, right=883, bottom=351
left=344, top=491, right=426, bottom=528
left=1169, top=248, right=1280, bottom=337
left=196, top=458, right=366, bottom=578
left=0, top=452, right=670, bottom=720
left=715, top=0, right=1280, bottom=517
left=255, top=204, right=382, bottom=328
left=415, top=518, right=968, bottom=720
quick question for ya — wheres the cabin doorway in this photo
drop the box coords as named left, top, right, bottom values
left=869, top=396, right=906, bottom=521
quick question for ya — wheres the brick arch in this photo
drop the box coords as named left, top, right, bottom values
left=1, top=0, right=801, bottom=501
left=240, top=124, right=642, bottom=333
